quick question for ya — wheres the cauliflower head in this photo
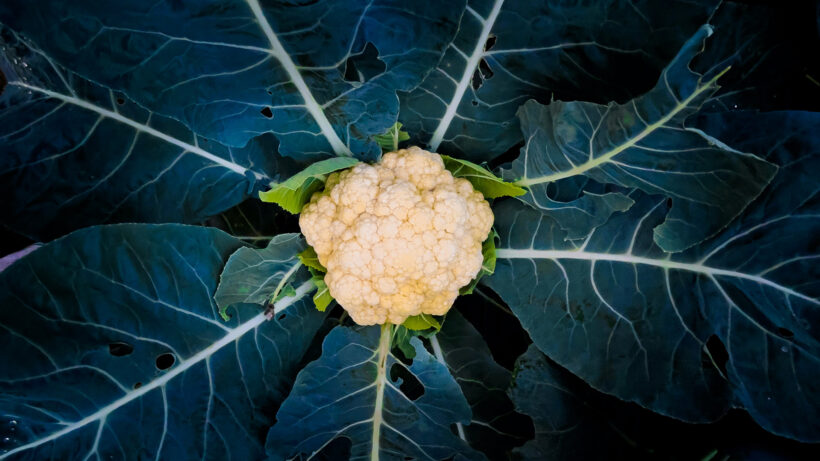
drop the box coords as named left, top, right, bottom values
left=299, top=147, right=494, bottom=325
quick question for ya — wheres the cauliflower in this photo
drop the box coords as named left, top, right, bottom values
left=299, top=147, right=494, bottom=325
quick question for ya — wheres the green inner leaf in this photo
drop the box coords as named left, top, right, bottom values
left=273, top=284, right=297, bottom=303
left=310, top=274, right=333, bottom=312
left=374, top=122, right=410, bottom=152
left=460, top=229, right=498, bottom=295
left=402, top=313, right=442, bottom=331
left=441, top=155, right=526, bottom=199
left=258, top=157, right=360, bottom=213
left=298, top=246, right=326, bottom=273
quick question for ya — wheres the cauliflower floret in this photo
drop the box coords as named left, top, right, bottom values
left=299, top=146, right=494, bottom=325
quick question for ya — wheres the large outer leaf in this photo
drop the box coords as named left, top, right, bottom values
left=0, top=224, right=324, bottom=460
left=511, top=345, right=649, bottom=460
left=267, top=325, right=483, bottom=460
left=201, top=197, right=301, bottom=245
left=0, top=0, right=465, bottom=159
left=486, top=111, right=820, bottom=441
left=0, top=28, right=281, bottom=242
left=508, top=26, right=778, bottom=252
left=432, top=311, right=529, bottom=459
left=510, top=345, right=767, bottom=460
left=399, top=0, right=718, bottom=160
left=514, top=186, right=635, bottom=241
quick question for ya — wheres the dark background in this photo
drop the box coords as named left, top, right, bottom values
left=1, top=1, right=818, bottom=459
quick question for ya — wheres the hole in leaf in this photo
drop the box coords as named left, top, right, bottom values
left=116, top=97, right=125, bottom=105
left=471, top=69, right=483, bottom=91
left=666, top=198, right=673, bottom=208
left=478, top=58, right=494, bottom=80
left=155, top=353, right=175, bottom=370
left=260, top=106, right=273, bottom=118
left=342, top=42, right=385, bottom=84
left=703, top=335, right=728, bottom=378
left=108, top=342, right=133, bottom=357
left=133, top=382, right=142, bottom=389
left=277, top=313, right=286, bottom=321
left=777, top=327, right=794, bottom=339
left=484, top=35, right=497, bottom=52
left=266, top=89, right=272, bottom=95
left=471, top=59, right=493, bottom=90
left=471, top=100, right=478, bottom=106
left=390, top=363, right=424, bottom=401
left=404, top=457, right=413, bottom=461
left=314, top=436, right=352, bottom=459
left=392, top=341, right=415, bottom=364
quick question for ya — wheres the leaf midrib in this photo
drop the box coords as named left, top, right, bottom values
left=495, top=248, right=817, bottom=306
left=244, top=0, right=352, bottom=157
left=9, top=81, right=268, bottom=181
left=0, top=281, right=314, bottom=460
left=515, top=68, right=729, bottom=187
left=428, top=0, right=505, bottom=151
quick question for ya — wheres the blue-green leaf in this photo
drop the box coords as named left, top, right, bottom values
left=202, top=197, right=301, bottom=244
left=511, top=345, right=638, bottom=460
left=508, top=26, right=778, bottom=252
left=400, top=0, right=718, bottom=160
left=516, top=188, right=635, bottom=240
left=214, top=233, right=307, bottom=320
left=0, top=224, right=325, bottom=460
left=266, top=325, right=483, bottom=460
left=0, top=0, right=465, bottom=159
left=258, top=157, right=359, bottom=214
left=433, top=311, right=529, bottom=459
left=0, top=28, right=282, bottom=241
left=486, top=111, right=820, bottom=441
left=510, top=345, right=720, bottom=460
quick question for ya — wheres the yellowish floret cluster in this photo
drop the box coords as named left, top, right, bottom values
left=298, top=147, right=494, bottom=325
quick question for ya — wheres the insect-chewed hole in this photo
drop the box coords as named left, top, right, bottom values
left=471, top=58, right=494, bottom=91
left=314, top=436, right=352, bottom=459
left=116, top=97, right=125, bottom=105
left=155, top=353, right=175, bottom=370
left=260, top=106, right=273, bottom=118
left=341, top=42, right=386, bottom=84
left=133, top=382, right=142, bottom=389
left=703, top=334, right=728, bottom=377
left=108, top=342, right=133, bottom=357
left=479, top=58, right=494, bottom=80
left=777, top=327, right=795, bottom=339
left=471, top=68, right=482, bottom=91
left=390, top=363, right=424, bottom=401
left=484, top=35, right=497, bottom=52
